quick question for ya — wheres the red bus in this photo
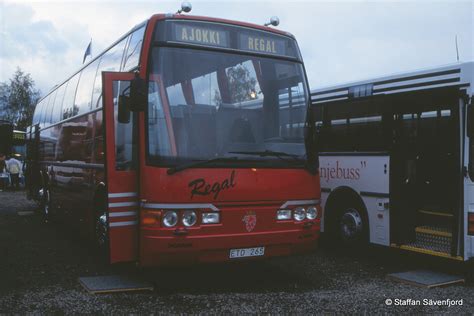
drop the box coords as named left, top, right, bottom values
left=26, top=9, right=320, bottom=266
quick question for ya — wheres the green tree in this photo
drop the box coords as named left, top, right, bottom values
left=0, top=68, right=41, bottom=130
left=214, top=64, right=257, bottom=105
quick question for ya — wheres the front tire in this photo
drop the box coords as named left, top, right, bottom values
left=334, top=201, right=368, bottom=247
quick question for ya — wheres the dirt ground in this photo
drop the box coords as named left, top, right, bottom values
left=0, top=190, right=473, bottom=314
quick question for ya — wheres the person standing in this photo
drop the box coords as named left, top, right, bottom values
left=6, top=155, right=21, bottom=190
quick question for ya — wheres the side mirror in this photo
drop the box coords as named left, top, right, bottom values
left=129, top=75, right=147, bottom=112
left=118, top=94, right=131, bottom=124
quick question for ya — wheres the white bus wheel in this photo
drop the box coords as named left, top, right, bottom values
left=339, top=208, right=364, bottom=243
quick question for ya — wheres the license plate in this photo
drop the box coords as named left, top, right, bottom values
left=229, top=247, right=265, bottom=259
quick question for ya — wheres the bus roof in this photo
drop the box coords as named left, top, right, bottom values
left=39, top=13, right=294, bottom=103
left=311, top=61, right=473, bottom=104
left=158, top=13, right=294, bottom=38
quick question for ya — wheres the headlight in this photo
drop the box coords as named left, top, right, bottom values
left=202, top=212, right=220, bottom=224
left=163, top=211, right=178, bottom=227
left=293, top=207, right=306, bottom=221
left=182, top=210, right=197, bottom=227
left=276, top=209, right=292, bottom=220
left=306, top=206, right=318, bottom=220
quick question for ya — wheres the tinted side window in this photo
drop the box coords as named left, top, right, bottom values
left=39, top=95, right=50, bottom=128
left=92, top=110, right=104, bottom=163
left=32, top=101, right=43, bottom=125
left=75, top=59, right=100, bottom=115
left=90, top=56, right=103, bottom=109
left=43, top=90, right=58, bottom=127
left=62, top=73, right=80, bottom=120
left=123, top=26, right=145, bottom=71
left=320, top=101, right=386, bottom=152
left=52, top=82, right=68, bottom=123
left=100, top=37, right=128, bottom=72
left=113, top=80, right=136, bottom=170
left=56, top=116, right=91, bottom=163
left=91, top=37, right=129, bottom=109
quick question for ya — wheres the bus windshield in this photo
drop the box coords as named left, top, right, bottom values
left=147, top=47, right=309, bottom=167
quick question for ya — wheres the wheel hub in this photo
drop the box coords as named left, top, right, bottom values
left=340, top=209, right=363, bottom=241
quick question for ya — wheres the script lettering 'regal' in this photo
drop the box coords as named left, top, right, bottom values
left=188, top=170, right=236, bottom=199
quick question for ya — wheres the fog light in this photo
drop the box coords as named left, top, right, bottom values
left=202, top=212, right=220, bottom=224
left=293, top=207, right=306, bottom=221
left=306, top=206, right=318, bottom=220
left=163, top=211, right=178, bottom=227
left=276, top=209, right=292, bottom=220
left=182, top=210, right=197, bottom=227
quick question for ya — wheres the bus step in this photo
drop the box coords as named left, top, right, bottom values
left=391, top=244, right=463, bottom=261
left=406, top=228, right=451, bottom=254
left=415, top=225, right=452, bottom=238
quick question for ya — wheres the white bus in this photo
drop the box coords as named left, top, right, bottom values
left=311, top=61, right=474, bottom=261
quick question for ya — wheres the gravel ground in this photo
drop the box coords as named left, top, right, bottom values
left=1, top=190, right=473, bottom=314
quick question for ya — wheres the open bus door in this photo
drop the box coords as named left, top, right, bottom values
left=102, top=72, right=139, bottom=264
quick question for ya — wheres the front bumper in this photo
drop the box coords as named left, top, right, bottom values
left=139, top=224, right=319, bottom=266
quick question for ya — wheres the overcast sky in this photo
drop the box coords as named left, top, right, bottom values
left=0, top=0, right=472, bottom=95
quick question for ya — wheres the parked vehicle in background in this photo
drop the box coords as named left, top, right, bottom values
left=312, top=61, right=473, bottom=261
left=11, top=130, right=26, bottom=161
left=25, top=6, right=321, bottom=266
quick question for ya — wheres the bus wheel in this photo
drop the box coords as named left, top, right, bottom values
left=336, top=203, right=368, bottom=246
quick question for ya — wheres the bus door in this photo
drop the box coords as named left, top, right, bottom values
left=391, top=89, right=461, bottom=255
left=103, top=72, right=139, bottom=263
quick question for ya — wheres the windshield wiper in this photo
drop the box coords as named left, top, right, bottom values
left=228, top=150, right=301, bottom=161
left=167, top=156, right=240, bottom=175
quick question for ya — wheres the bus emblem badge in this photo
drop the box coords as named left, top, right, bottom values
left=242, top=212, right=257, bottom=232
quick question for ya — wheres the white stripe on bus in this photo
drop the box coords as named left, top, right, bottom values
left=108, top=192, right=137, bottom=198
left=280, top=199, right=320, bottom=209
left=109, top=220, right=138, bottom=227
left=142, top=203, right=219, bottom=212
left=109, top=202, right=138, bottom=208
left=108, top=211, right=137, bottom=218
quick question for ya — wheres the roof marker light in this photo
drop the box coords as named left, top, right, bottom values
left=177, top=2, right=192, bottom=14
left=264, top=16, right=280, bottom=27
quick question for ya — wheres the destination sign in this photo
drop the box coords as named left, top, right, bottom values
left=239, top=34, right=286, bottom=55
left=156, top=20, right=301, bottom=60
left=173, top=24, right=229, bottom=48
